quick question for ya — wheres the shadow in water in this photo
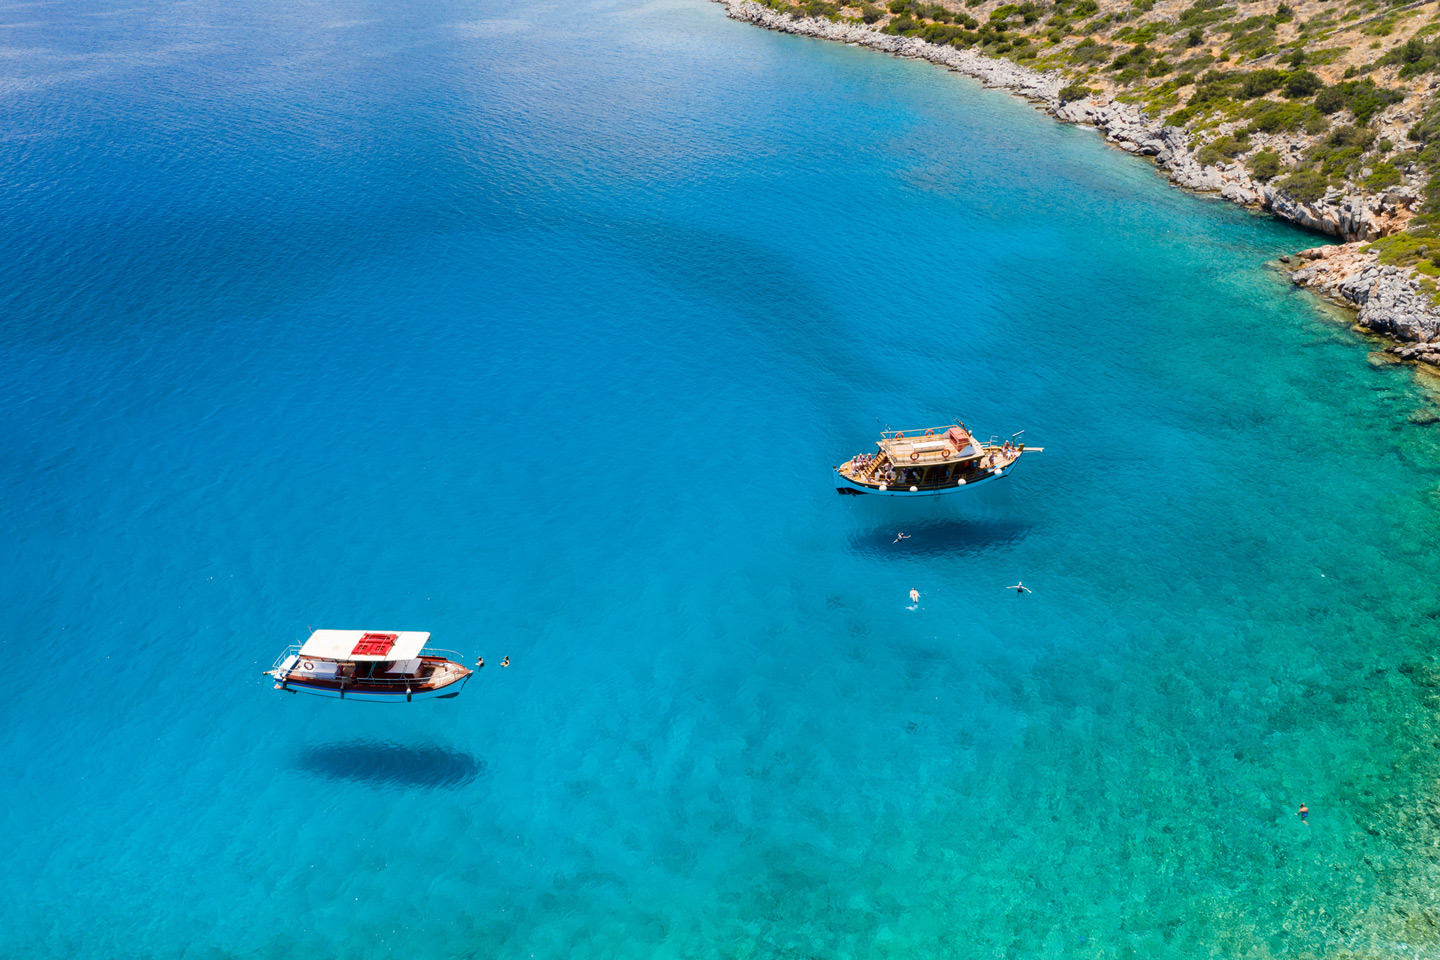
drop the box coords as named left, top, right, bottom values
left=849, top=517, right=1030, bottom=559
left=297, top=740, right=486, bottom=789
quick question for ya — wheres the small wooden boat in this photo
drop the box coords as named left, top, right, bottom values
left=265, top=630, right=473, bottom=702
left=834, top=422, right=1039, bottom=497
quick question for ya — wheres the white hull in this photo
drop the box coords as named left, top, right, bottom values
left=276, top=676, right=469, bottom=702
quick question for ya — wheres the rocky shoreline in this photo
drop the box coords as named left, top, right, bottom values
left=717, top=0, right=1440, bottom=368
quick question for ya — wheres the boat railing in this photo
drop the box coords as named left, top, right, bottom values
left=984, top=430, right=1028, bottom=450
left=268, top=645, right=472, bottom=686
left=879, top=422, right=963, bottom=441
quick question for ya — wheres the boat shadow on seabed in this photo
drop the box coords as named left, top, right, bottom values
left=297, top=740, right=487, bottom=789
left=848, top=517, right=1031, bottom=559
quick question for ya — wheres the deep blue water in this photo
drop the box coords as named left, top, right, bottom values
left=6, top=0, right=1440, bottom=956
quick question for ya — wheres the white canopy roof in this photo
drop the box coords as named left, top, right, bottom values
left=298, top=629, right=431, bottom=662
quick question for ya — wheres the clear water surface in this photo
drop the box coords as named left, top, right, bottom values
left=4, top=0, right=1440, bottom=957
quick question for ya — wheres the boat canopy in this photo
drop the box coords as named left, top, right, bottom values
left=298, top=629, right=431, bottom=662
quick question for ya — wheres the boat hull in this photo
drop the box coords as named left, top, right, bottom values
left=833, top=465, right=1010, bottom=497
left=275, top=674, right=470, bottom=702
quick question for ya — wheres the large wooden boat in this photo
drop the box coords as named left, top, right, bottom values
left=834, top=422, right=1038, bottom=497
left=265, top=630, right=473, bottom=702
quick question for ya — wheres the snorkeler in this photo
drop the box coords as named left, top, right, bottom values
left=1008, top=582, right=1031, bottom=597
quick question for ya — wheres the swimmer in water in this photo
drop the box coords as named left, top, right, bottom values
left=909, top=588, right=920, bottom=604
left=501, top=655, right=510, bottom=668
left=1298, top=803, right=1309, bottom=825
left=1009, top=582, right=1031, bottom=597
left=477, top=657, right=484, bottom=670
left=894, top=532, right=910, bottom=544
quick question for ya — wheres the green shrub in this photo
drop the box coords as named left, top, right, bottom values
left=1303, top=125, right=1376, bottom=178
left=1196, top=134, right=1250, bottom=166
left=1249, top=149, right=1282, bottom=180
left=914, top=1, right=952, bottom=19
left=1408, top=98, right=1440, bottom=146
left=1177, top=0, right=1233, bottom=29
left=1115, top=22, right=1161, bottom=43
left=1283, top=69, right=1323, bottom=98
left=860, top=3, right=885, bottom=21
left=1347, top=81, right=1404, bottom=125
left=1072, top=0, right=1098, bottom=14
left=1244, top=99, right=1325, bottom=133
left=1058, top=82, right=1094, bottom=100
left=1311, top=79, right=1403, bottom=124
left=1228, top=26, right=1276, bottom=58
left=1314, top=85, right=1345, bottom=114
left=1364, top=230, right=1440, bottom=268
left=1070, top=37, right=1112, bottom=63
left=1189, top=69, right=1241, bottom=106
left=1241, top=68, right=1287, bottom=98
left=1186, top=27, right=1205, bottom=47
left=1016, top=1, right=1046, bottom=22
left=1274, top=3, right=1294, bottom=23
left=1379, top=36, right=1440, bottom=79
left=1364, top=162, right=1402, bottom=190
left=1278, top=169, right=1330, bottom=202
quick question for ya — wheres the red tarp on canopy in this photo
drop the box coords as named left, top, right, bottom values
left=351, top=632, right=398, bottom=657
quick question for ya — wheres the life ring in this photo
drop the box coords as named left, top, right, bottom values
left=302, top=660, right=314, bottom=671
left=924, top=429, right=935, bottom=436
left=894, top=432, right=905, bottom=439
left=941, top=449, right=951, bottom=458
left=910, top=452, right=920, bottom=461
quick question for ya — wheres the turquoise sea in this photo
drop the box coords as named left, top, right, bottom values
left=5, top=0, right=1440, bottom=956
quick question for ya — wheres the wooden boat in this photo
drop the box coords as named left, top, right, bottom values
left=834, top=422, right=1039, bottom=497
left=265, top=630, right=473, bottom=702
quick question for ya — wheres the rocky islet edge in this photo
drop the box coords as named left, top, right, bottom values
left=719, top=0, right=1440, bottom=369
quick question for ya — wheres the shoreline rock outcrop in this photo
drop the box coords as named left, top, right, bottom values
left=717, top=0, right=1440, bottom=370
left=1289, top=244, right=1440, bottom=364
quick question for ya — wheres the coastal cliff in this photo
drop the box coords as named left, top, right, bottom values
left=717, top=0, right=1440, bottom=369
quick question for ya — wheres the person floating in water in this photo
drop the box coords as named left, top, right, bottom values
left=476, top=657, right=485, bottom=670
left=501, top=655, right=510, bottom=668
left=1008, top=581, right=1031, bottom=597
left=1298, top=802, right=1309, bottom=825
left=894, top=532, right=910, bottom=544
left=909, top=588, right=920, bottom=604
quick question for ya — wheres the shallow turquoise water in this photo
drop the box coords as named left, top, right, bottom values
left=5, top=0, right=1440, bottom=957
